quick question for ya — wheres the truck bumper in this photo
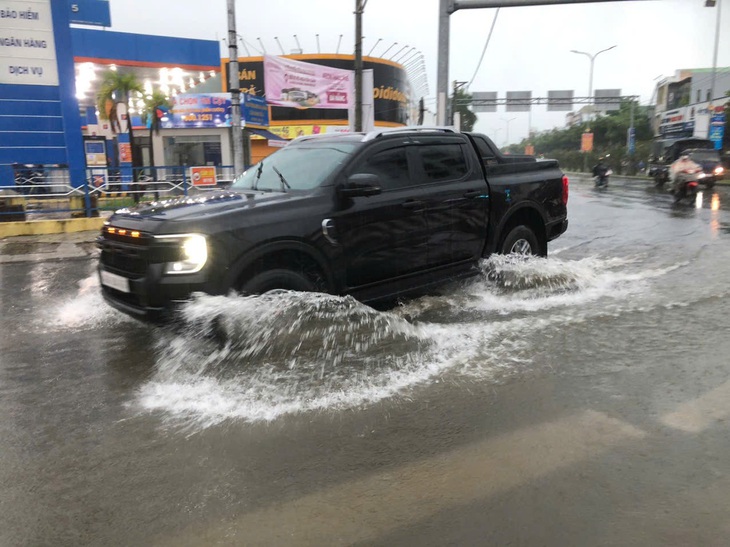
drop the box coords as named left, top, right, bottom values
left=98, top=263, right=213, bottom=323
left=547, top=218, right=569, bottom=241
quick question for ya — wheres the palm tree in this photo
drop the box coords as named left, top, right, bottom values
left=96, top=71, right=144, bottom=167
left=140, top=90, right=172, bottom=174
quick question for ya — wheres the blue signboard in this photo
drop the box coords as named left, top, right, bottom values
left=0, top=0, right=85, bottom=187
left=242, top=93, right=269, bottom=129
left=626, top=126, right=636, bottom=155
left=161, top=93, right=270, bottom=129
left=69, top=0, right=111, bottom=27
left=709, top=112, right=726, bottom=150
left=161, top=94, right=232, bottom=129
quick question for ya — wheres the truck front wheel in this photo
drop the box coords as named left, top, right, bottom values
left=500, top=225, right=540, bottom=256
left=241, top=268, right=318, bottom=295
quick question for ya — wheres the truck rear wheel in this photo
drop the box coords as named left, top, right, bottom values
left=241, top=268, right=318, bottom=295
left=500, top=225, right=539, bottom=256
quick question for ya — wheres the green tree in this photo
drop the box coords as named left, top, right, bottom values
left=505, top=98, right=654, bottom=173
left=96, top=71, right=144, bottom=166
left=452, top=89, right=477, bottom=132
left=140, top=90, right=172, bottom=170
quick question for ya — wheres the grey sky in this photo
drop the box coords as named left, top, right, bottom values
left=108, top=0, right=729, bottom=144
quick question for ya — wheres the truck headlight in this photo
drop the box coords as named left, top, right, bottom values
left=155, top=234, right=208, bottom=274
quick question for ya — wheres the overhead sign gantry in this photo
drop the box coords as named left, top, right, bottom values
left=436, top=0, right=649, bottom=125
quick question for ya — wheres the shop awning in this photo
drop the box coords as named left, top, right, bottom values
left=247, top=128, right=286, bottom=141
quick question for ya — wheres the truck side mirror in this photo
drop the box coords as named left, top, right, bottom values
left=338, top=173, right=382, bottom=198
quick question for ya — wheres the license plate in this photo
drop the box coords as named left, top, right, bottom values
left=100, top=270, right=130, bottom=293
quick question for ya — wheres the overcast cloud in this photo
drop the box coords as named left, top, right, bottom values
left=106, top=0, right=729, bottom=143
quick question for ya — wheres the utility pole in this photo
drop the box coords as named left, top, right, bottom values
left=354, top=0, right=367, bottom=132
left=451, top=80, right=468, bottom=128
left=227, top=0, right=244, bottom=176
left=708, top=0, right=722, bottom=138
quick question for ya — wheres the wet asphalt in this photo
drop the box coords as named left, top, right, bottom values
left=1, top=175, right=730, bottom=546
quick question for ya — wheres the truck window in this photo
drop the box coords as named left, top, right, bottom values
left=414, top=144, right=469, bottom=182
left=352, top=146, right=411, bottom=190
left=473, top=137, right=497, bottom=165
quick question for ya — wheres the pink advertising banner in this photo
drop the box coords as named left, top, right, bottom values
left=263, top=55, right=354, bottom=109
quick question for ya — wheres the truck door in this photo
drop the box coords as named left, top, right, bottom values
left=411, top=140, right=490, bottom=267
left=335, top=142, right=430, bottom=288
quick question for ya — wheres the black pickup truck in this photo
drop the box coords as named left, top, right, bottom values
left=97, top=128, right=569, bottom=321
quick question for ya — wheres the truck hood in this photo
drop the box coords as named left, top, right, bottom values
left=107, top=190, right=300, bottom=230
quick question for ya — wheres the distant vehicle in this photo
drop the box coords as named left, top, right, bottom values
left=97, top=127, right=569, bottom=322
left=648, top=137, right=715, bottom=186
left=682, top=148, right=724, bottom=188
left=668, top=155, right=702, bottom=203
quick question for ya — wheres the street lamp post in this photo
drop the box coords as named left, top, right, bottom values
left=570, top=45, right=617, bottom=104
left=500, top=117, right=516, bottom=146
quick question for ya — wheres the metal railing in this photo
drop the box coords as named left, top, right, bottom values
left=0, top=165, right=240, bottom=220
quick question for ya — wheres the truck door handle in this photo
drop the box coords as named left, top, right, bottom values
left=402, top=200, right=425, bottom=210
left=463, top=189, right=487, bottom=199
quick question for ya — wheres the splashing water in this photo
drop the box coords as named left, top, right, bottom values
left=51, top=274, right=135, bottom=329
left=135, top=253, right=688, bottom=427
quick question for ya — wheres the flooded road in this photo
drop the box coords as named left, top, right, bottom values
left=2, top=177, right=730, bottom=546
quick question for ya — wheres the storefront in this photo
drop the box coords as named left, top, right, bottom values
left=221, top=54, right=413, bottom=162
left=71, top=28, right=224, bottom=175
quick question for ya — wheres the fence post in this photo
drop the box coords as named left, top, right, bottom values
left=182, top=165, right=188, bottom=196
left=82, top=168, right=92, bottom=217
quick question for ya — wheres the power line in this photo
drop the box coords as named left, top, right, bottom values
left=467, top=8, right=500, bottom=88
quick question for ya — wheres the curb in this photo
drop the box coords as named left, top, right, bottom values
left=565, top=171, right=730, bottom=185
left=0, top=216, right=106, bottom=238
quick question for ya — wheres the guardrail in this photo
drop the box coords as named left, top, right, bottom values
left=0, top=165, right=242, bottom=221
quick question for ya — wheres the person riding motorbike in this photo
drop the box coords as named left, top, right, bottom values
left=669, top=154, right=702, bottom=200
left=592, top=157, right=610, bottom=187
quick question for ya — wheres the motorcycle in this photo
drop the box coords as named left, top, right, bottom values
left=671, top=167, right=701, bottom=204
left=594, top=169, right=612, bottom=188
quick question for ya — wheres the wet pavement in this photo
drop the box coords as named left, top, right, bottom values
left=1, top=176, right=730, bottom=546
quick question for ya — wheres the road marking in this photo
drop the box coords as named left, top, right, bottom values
left=159, top=410, right=645, bottom=547
left=661, top=380, right=730, bottom=433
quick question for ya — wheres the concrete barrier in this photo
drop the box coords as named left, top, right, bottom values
left=0, top=217, right=106, bottom=238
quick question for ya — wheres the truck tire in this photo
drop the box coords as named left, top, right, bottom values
left=241, top=268, right=318, bottom=295
left=500, top=225, right=540, bottom=256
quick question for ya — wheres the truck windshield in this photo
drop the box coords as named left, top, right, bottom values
left=688, top=150, right=720, bottom=161
left=231, top=143, right=358, bottom=191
